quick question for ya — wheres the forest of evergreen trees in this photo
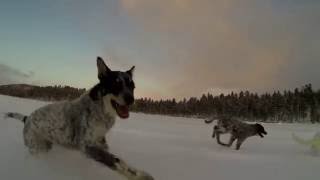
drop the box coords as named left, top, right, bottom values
left=1, top=83, right=319, bottom=123
left=131, top=84, right=320, bottom=123
left=0, top=84, right=85, bottom=101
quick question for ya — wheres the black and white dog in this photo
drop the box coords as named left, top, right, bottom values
left=5, top=57, right=154, bottom=180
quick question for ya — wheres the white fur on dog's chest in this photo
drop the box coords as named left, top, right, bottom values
left=89, top=118, right=115, bottom=139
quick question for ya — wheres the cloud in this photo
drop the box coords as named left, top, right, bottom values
left=0, top=64, right=34, bottom=85
left=119, top=0, right=320, bottom=99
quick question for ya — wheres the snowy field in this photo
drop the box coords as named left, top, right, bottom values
left=0, top=95, right=319, bottom=180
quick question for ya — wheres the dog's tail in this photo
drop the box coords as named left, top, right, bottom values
left=4, top=112, right=28, bottom=123
left=204, top=117, right=218, bottom=124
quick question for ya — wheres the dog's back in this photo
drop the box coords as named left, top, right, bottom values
left=214, top=117, right=245, bottom=133
left=217, top=117, right=264, bottom=136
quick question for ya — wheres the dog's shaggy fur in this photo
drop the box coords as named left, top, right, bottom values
left=205, top=116, right=267, bottom=150
left=5, top=57, right=153, bottom=180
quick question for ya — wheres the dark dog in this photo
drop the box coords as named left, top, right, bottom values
left=205, top=116, right=267, bottom=150
left=5, top=57, right=153, bottom=180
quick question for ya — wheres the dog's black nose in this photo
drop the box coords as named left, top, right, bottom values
left=124, top=94, right=134, bottom=105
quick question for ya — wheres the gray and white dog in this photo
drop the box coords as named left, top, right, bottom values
left=5, top=57, right=154, bottom=180
left=205, top=116, right=267, bottom=150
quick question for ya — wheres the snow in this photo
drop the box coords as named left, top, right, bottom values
left=0, top=95, right=319, bottom=180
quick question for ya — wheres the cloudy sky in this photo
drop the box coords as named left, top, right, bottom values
left=0, top=0, right=319, bottom=99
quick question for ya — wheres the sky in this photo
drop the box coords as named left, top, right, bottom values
left=0, top=0, right=319, bottom=100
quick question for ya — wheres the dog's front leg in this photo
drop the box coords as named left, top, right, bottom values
left=226, top=135, right=237, bottom=147
left=96, top=136, right=109, bottom=151
left=235, top=138, right=246, bottom=150
left=212, top=126, right=217, bottom=138
left=83, top=145, right=154, bottom=180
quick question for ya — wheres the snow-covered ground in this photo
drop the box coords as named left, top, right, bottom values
left=0, top=95, right=319, bottom=180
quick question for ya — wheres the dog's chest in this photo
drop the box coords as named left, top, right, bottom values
left=88, top=118, right=115, bottom=139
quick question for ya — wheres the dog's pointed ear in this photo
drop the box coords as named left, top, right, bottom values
left=126, top=66, right=135, bottom=77
left=97, top=57, right=111, bottom=80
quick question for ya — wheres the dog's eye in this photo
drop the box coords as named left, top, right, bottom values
left=114, top=78, right=123, bottom=86
left=124, top=78, right=135, bottom=89
left=112, top=78, right=123, bottom=91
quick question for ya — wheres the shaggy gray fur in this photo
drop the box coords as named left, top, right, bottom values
left=205, top=116, right=267, bottom=150
left=22, top=93, right=113, bottom=152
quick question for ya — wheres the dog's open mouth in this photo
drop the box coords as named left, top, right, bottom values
left=111, top=100, right=129, bottom=119
left=259, top=131, right=268, bottom=138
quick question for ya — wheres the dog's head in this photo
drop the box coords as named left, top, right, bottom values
left=90, top=57, right=135, bottom=119
left=255, top=123, right=268, bottom=138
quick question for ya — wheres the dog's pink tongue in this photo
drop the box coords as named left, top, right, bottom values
left=117, top=105, right=129, bottom=119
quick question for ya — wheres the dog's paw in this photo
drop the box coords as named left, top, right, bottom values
left=129, top=170, right=154, bottom=180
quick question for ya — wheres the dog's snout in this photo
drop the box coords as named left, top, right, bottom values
left=124, top=94, right=134, bottom=105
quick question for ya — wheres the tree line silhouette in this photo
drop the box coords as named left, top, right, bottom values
left=131, top=84, right=320, bottom=123
left=0, top=84, right=85, bottom=101
left=1, top=83, right=319, bottom=123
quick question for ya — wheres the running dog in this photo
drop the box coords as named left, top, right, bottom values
left=5, top=57, right=154, bottom=180
left=205, top=116, right=267, bottom=150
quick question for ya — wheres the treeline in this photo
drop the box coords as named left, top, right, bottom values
left=0, top=84, right=85, bottom=101
left=131, top=84, right=320, bottom=123
left=1, top=83, right=319, bottom=123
